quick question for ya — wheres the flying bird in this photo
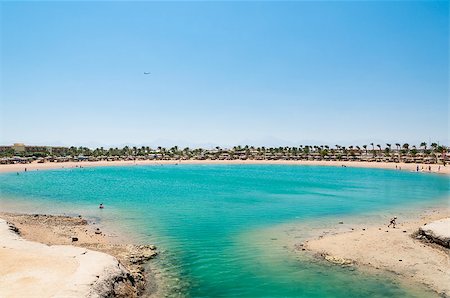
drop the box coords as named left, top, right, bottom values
left=144, top=72, right=151, bottom=75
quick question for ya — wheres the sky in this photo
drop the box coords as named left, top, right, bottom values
left=0, top=1, right=448, bottom=148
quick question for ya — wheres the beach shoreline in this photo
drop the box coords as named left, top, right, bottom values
left=0, top=212, right=160, bottom=298
left=301, top=206, right=450, bottom=297
left=1, top=159, right=449, bottom=175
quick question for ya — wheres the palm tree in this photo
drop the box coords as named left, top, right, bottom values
left=431, top=143, right=438, bottom=152
left=401, top=144, right=410, bottom=161
left=394, top=143, right=401, bottom=162
left=362, top=145, right=367, bottom=154
left=335, top=145, right=341, bottom=155
left=304, top=146, right=310, bottom=154
left=420, top=142, right=427, bottom=152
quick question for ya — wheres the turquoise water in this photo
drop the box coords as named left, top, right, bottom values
left=0, top=165, right=449, bottom=297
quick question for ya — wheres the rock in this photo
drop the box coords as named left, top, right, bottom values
left=86, top=262, right=136, bottom=298
left=419, top=218, right=450, bottom=248
left=338, top=221, right=344, bottom=224
left=324, top=255, right=353, bottom=266
left=7, top=223, right=20, bottom=235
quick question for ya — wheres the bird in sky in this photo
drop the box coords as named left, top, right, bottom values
left=144, top=72, right=151, bottom=75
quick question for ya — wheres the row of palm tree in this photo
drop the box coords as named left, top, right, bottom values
left=1, top=142, right=448, bottom=163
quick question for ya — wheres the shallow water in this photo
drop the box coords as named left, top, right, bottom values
left=0, top=165, right=448, bottom=297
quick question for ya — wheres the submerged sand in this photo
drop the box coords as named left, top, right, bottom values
left=303, top=208, right=450, bottom=297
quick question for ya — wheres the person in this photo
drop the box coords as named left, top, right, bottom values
left=99, top=203, right=104, bottom=209
left=388, top=216, right=397, bottom=228
left=429, top=166, right=431, bottom=172
left=416, top=165, right=419, bottom=172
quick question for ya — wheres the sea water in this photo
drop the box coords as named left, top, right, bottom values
left=0, top=165, right=448, bottom=297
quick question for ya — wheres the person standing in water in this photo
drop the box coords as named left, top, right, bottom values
left=99, top=203, right=104, bottom=209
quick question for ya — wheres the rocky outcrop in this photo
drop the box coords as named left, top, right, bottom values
left=320, top=253, right=354, bottom=267
left=116, top=244, right=158, bottom=295
left=87, top=262, right=136, bottom=298
left=82, top=243, right=158, bottom=295
left=0, top=218, right=157, bottom=298
left=419, top=218, right=450, bottom=248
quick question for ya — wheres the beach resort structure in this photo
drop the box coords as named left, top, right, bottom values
left=0, top=143, right=448, bottom=165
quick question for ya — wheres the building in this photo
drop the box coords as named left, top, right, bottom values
left=13, top=143, right=26, bottom=153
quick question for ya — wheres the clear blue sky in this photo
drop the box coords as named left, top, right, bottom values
left=0, top=1, right=448, bottom=148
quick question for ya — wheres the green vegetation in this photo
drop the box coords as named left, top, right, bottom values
left=0, top=142, right=448, bottom=165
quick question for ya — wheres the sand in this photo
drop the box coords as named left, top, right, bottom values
left=1, top=159, right=449, bottom=175
left=0, top=218, right=133, bottom=298
left=0, top=213, right=159, bottom=298
left=303, top=208, right=450, bottom=296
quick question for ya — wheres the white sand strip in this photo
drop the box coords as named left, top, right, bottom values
left=0, top=159, right=448, bottom=175
left=0, top=219, right=131, bottom=298
left=305, top=214, right=450, bottom=296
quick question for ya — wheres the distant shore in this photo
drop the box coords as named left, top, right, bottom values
left=302, top=207, right=450, bottom=296
left=1, top=159, right=449, bottom=175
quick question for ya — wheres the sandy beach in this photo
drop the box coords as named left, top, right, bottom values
left=0, top=213, right=159, bottom=298
left=303, top=208, right=450, bottom=296
left=1, top=159, right=449, bottom=175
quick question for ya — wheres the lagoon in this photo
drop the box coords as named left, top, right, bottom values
left=0, top=165, right=448, bottom=297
